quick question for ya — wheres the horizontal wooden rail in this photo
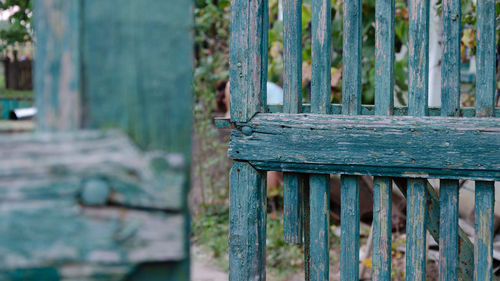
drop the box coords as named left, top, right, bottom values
left=229, top=113, right=500, bottom=180
left=267, top=104, right=500, bottom=117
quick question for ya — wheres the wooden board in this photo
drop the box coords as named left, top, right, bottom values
left=229, top=114, right=500, bottom=180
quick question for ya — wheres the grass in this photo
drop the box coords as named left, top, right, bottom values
left=192, top=205, right=342, bottom=280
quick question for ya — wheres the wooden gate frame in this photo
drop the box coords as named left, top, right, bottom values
left=226, top=0, right=498, bottom=280
left=0, top=1, right=192, bottom=280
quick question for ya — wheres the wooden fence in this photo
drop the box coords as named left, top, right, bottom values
left=2, top=51, right=33, bottom=91
left=225, top=0, right=498, bottom=280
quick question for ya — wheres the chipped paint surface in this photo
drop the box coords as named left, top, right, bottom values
left=310, top=0, right=331, bottom=115
left=229, top=114, right=500, bottom=180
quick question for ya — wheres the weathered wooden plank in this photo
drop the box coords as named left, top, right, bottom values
left=310, top=0, right=331, bottom=114
left=340, top=0, right=362, bottom=274
left=229, top=161, right=267, bottom=281
left=340, top=175, right=359, bottom=281
left=303, top=179, right=311, bottom=281
left=229, top=114, right=500, bottom=180
left=372, top=177, right=392, bottom=281
left=283, top=0, right=302, bottom=114
left=441, top=0, right=461, bottom=117
left=0, top=130, right=186, bottom=210
left=266, top=104, right=500, bottom=117
left=282, top=0, right=304, bottom=244
left=309, top=175, right=329, bottom=281
left=0, top=200, right=186, bottom=270
left=283, top=174, right=303, bottom=243
left=408, top=0, right=430, bottom=116
left=439, top=1, right=461, bottom=278
left=34, top=0, right=82, bottom=131
left=474, top=181, right=494, bottom=281
left=475, top=0, right=496, bottom=118
left=439, top=180, right=459, bottom=281
left=474, top=2, right=496, bottom=278
left=374, top=0, right=395, bottom=116
left=439, top=0, right=461, bottom=278
left=229, top=0, right=268, bottom=122
left=83, top=0, right=193, bottom=154
left=394, top=178, right=474, bottom=281
left=406, top=179, right=427, bottom=281
left=342, top=0, right=362, bottom=115
left=372, top=1, right=394, bottom=276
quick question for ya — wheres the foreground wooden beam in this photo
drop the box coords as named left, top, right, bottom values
left=229, top=113, right=500, bottom=180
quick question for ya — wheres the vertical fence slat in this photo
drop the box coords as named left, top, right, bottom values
left=283, top=0, right=303, bottom=244
left=309, top=175, right=330, bottom=281
left=303, top=179, right=311, bottom=281
left=439, top=180, right=459, bottom=281
left=475, top=0, right=496, bottom=118
left=374, top=0, right=395, bottom=116
left=229, top=0, right=268, bottom=122
left=340, top=175, right=360, bottom=281
left=441, top=0, right=461, bottom=117
left=310, top=0, right=331, bottom=114
left=474, top=181, right=494, bottom=281
left=284, top=174, right=303, bottom=243
left=309, top=0, right=331, bottom=279
left=229, top=161, right=267, bottom=281
left=340, top=0, right=362, bottom=279
left=406, top=0, right=429, bottom=278
left=372, top=0, right=394, bottom=279
left=439, top=0, right=461, bottom=279
left=34, top=0, right=82, bottom=131
left=341, top=0, right=362, bottom=115
left=408, top=0, right=430, bottom=117
left=474, top=1, right=496, bottom=279
left=372, top=177, right=392, bottom=281
left=283, top=0, right=302, bottom=115
left=406, top=179, right=428, bottom=281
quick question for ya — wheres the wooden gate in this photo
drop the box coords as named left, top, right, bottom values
left=226, top=0, right=498, bottom=280
left=0, top=0, right=192, bottom=280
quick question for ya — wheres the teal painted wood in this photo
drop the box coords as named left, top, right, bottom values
left=475, top=0, right=496, bottom=118
left=310, top=0, right=331, bottom=114
left=374, top=0, right=395, bottom=116
left=439, top=1, right=461, bottom=278
left=341, top=0, right=362, bottom=115
left=340, top=175, right=360, bottom=281
left=28, top=0, right=193, bottom=279
left=282, top=0, right=303, bottom=244
left=34, top=0, right=82, bottom=131
left=373, top=1, right=394, bottom=276
left=407, top=0, right=429, bottom=117
left=83, top=0, right=193, bottom=155
left=229, top=161, right=267, bottom=281
left=441, top=0, right=461, bottom=117
left=439, top=180, right=459, bottom=281
left=267, top=104, right=500, bottom=117
left=474, top=181, right=494, bottom=281
left=372, top=177, right=392, bottom=281
left=309, top=175, right=329, bottom=281
left=229, top=0, right=268, bottom=122
left=393, top=178, right=474, bottom=281
left=474, top=2, right=495, bottom=278
left=284, top=174, right=303, bottom=243
left=229, top=114, right=500, bottom=180
left=340, top=1, right=362, bottom=271
left=406, top=179, right=427, bottom=281
left=283, top=0, right=302, bottom=115
left=439, top=1, right=461, bottom=277
left=303, top=179, right=311, bottom=281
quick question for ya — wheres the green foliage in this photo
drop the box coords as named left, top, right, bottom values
left=0, top=0, right=32, bottom=50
